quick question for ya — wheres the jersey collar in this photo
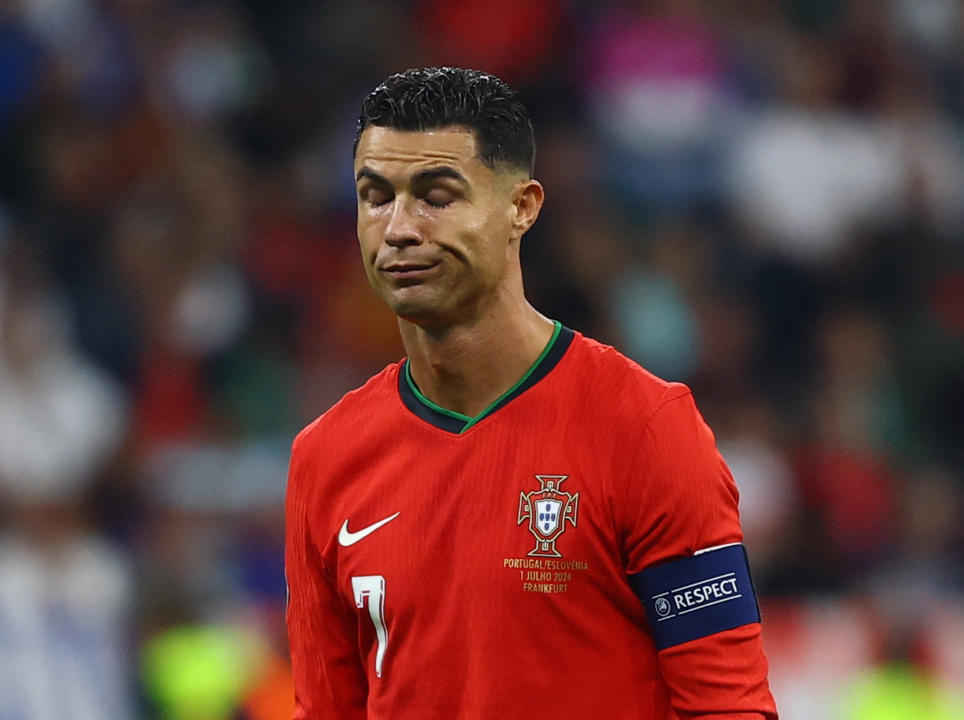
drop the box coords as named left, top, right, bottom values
left=398, top=321, right=574, bottom=434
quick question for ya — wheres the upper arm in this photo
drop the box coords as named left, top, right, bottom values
left=285, top=435, right=368, bottom=720
left=619, top=387, right=742, bottom=569
left=616, top=388, right=778, bottom=719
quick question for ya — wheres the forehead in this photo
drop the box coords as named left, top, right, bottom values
left=354, top=126, right=483, bottom=177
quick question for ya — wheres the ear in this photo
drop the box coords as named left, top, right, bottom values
left=509, top=179, right=545, bottom=243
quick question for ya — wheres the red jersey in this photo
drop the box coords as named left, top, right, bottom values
left=286, top=324, right=777, bottom=719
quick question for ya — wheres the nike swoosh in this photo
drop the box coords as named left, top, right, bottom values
left=338, top=512, right=401, bottom=547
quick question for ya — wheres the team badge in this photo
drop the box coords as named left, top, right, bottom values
left=517, top=475, right=579, bottom=557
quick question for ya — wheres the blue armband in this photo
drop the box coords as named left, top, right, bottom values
left=628, top=543, right=761, bottom=650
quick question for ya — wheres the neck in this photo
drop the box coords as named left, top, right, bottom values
left=399, top=302, right=556, bottom=418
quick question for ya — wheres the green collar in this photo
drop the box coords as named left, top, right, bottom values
left=398, top=322, right=573, bottom=434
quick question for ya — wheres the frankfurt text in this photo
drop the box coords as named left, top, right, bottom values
left=503, top=556, right=589, bottom=595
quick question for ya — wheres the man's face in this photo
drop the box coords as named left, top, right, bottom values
left=354, top=125, right=524, bottom=328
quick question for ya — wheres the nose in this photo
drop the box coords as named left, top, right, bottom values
left=384, top=197, right=421, bottom=248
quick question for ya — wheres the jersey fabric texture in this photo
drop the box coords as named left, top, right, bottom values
left=285, top=324, right=778, bottom=719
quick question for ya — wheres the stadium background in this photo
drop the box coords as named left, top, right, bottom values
left=0, top=0, right=962, bottom=717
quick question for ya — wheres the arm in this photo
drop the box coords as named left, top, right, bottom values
left=286, top=434, right=368, bottom=720
left=620, top=388, right=778, bottom=720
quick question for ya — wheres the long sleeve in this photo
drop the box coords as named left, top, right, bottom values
left=285, top=433, right=368, bottom=720
left=618, top=386, right=778, bottom=720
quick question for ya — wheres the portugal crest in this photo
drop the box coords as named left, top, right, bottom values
left=518, top=475, right=579, bottom=557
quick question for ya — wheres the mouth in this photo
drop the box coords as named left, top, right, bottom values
left=381, top=261, right=440, bottom=281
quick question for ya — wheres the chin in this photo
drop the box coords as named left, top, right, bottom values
left=393, top=303, right=444, bottom=325
left=383, top=284, right=471, bottom=330
left=391, top=298, right=462, bottom=332
left=387, top=293, right=442, bottom=322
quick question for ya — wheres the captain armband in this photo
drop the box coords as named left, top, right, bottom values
left=628, top=543, right=761, bottom=650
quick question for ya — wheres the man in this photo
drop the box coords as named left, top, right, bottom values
left=285, top=67, right=778, bottom=719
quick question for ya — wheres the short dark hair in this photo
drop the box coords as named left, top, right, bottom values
left=355, top=67, right=535, bottom=176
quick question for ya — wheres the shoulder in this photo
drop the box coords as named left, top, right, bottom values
left=563, top=331, right=692, bottom=424
left=287, top=362, right=403, bottom=512
left=292, top=360, right=402, bottom=460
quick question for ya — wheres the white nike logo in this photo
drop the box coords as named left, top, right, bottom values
left=338, top=512, right=401, bottom=547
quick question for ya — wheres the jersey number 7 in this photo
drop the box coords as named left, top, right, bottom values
left=352, top=575, right=388, bottom=677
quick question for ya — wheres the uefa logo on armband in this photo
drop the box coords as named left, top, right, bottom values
left=654, top=596, right=672, bottom=618
left=517, top=475, right=579, bottom=557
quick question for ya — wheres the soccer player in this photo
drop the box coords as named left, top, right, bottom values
left=285, top=67, right=778, bottom=719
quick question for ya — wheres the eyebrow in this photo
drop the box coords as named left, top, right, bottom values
left=355, top=166, right=469, bottom=187
left=356, top=167, right=388, bottom=184
left=412, top=167, right=469, bottom=186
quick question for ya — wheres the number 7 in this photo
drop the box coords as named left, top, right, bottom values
left=351, top=575, right=388, bottom=678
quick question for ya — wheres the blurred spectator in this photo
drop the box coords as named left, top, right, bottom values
left=0, top=243, right=132, bottom=719
left=0, top=244, right=125, bottom=500
left=795, top=309, right=903, bottom=572
left=726, top=6, right=964, bottom=263
left=581, top=0, right=737, bottom=208
left=715, top=397, right=798, bottom=588
left=609, top=221, right=710, bottom=380
left=415, top=0, right=567, bottom=88
left=0, top=10, right=47, bottom=128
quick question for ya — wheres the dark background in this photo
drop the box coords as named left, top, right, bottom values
left=0, top=1, right=962, bottom=717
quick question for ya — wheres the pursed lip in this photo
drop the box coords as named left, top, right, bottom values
left=380, top=260, right=440, bottom=276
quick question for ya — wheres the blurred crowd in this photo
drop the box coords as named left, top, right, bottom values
left=0, top=0, right=962, bottom=718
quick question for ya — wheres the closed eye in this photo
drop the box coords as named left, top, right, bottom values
left=360, top=186, right=393, bottom=206
left=422, top=188, right=457, bottom=208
